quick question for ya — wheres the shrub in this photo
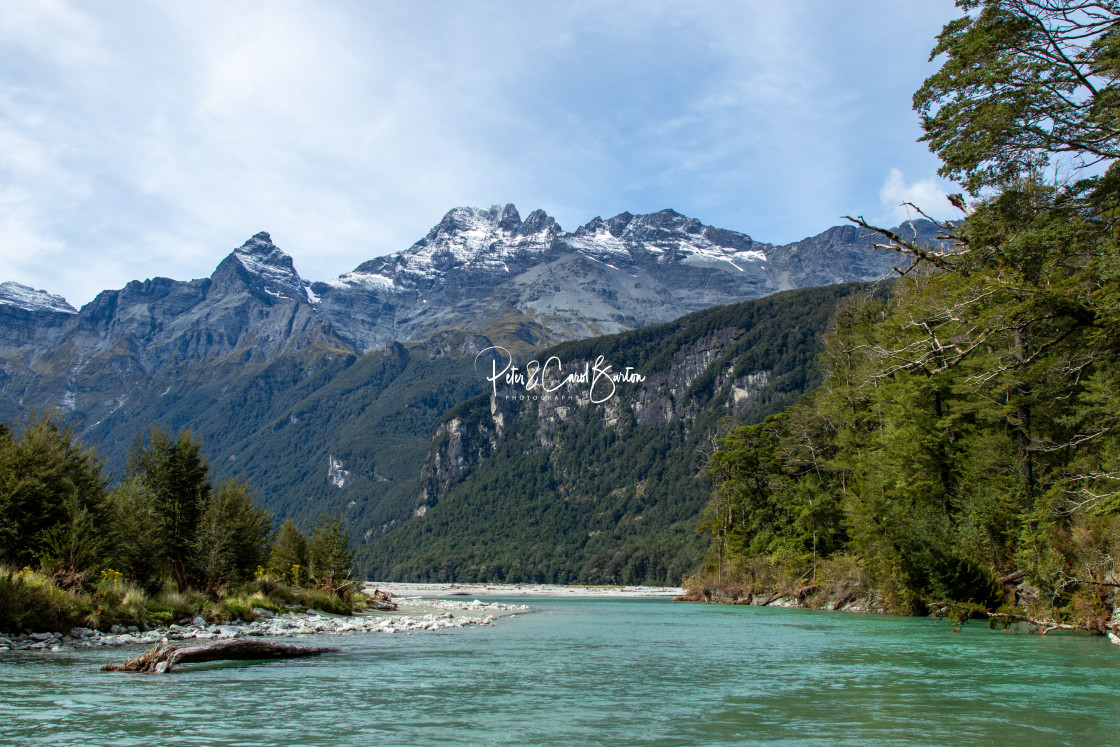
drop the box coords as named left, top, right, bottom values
left=295, top=586, right=352, bottom=615
left=151, top=584, right=209, bottom=623
left=209, top=595, right=257, bottom=622
left=0, top=566, right=87, bottom=633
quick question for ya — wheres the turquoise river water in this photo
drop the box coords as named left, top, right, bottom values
left=2, top=597, right=1119, bottom=746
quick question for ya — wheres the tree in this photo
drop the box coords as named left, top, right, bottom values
left=816, top=1, right=1120, bottom=617
left=191, top=480, right=273, bottom=593
left=268, top=519, right=309, bottom=584
left=844, top=0, right=1120, bottom=521
left=127, top=428, right=211, bottom=591
left=915, top=0, right=1120, bottom=195
left=106, top=476, right=164, bottom=591
left=0, top=413, right=107, bottom=569
left=307, top=515, right=355, bottom=593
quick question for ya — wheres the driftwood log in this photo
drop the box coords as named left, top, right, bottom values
left=368, top=588, right=398, bottom=611
left=101, top=638, right=338, bottom=673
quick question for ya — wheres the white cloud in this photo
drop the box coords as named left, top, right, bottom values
left=878, top=168, right=956, bottom=225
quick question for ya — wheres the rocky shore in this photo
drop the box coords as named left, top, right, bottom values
left=674, top=584, right=885, bottom=613
left=0, top=598, right=530, bottom=652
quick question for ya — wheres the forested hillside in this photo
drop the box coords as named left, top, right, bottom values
left=359, top=282, right=883, bottom=583
left=692, top=0, right=1120, bottom=631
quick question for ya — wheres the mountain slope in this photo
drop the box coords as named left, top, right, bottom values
left=358, top=282, right=886, bottom=584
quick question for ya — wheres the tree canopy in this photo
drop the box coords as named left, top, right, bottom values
left=915, top=0, right=1120, bottom=194
left=699, top=1, right=1120, bottom=629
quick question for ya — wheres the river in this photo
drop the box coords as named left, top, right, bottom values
left=2, top=597, right=1118, bottom=745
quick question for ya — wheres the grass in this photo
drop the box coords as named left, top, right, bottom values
left=0, top=566, right=91, bottom=634
left=0, top=565, right=367, bottom=634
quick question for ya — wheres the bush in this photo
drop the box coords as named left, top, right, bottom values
left=0, top=566, right=88, bottom=633
left=209, top=595, right=257, bottom=622
left=295, top=586, right=352, bottom=615
left=150, top=584, right=209, bottom=624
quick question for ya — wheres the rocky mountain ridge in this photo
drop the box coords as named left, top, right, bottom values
left=0, top=281, right=77, bottom=314
left=310, top=205, right=937, bottom=351
left=3, top=207, right=939, bottom=372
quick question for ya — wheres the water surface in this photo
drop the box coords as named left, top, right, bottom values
left=2, top=598, right=1117, bottom=746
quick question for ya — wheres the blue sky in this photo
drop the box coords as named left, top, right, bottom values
left=2, top=0, right=961, bottom=307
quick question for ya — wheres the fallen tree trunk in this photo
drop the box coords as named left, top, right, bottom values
left=101, top=638, right=338, bottom=673
left=369, top=589, right=399, bottom=611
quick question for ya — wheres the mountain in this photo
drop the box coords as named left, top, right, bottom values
left=312, top=205, right=936, bottom=353
left=0, top=207, right=940, bottom=552
left=0, top=232, right=347, bottom=431
left=0, top=281, right=77, bottom=314
left=0, top=283, right=76, bottom=359
left=357, top=282, right=884, bottom=584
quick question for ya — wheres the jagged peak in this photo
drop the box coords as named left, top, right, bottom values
left=517, top=208, right=560, bottom=236
left=0, top=281, right=76, bottom=314
left=427, top=204, right=520, bottom=238
left=577, top=208, right=699, bottom=238
left=235, top=231, right=285, bottom=260
left=218, top=232, right=309, bottom=302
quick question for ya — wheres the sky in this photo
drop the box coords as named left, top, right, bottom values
left=1, top=0, right=962, bottom=308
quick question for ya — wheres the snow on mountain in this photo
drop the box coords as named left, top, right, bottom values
left=337, top=204, right=774, bottom=295
left=0, top=207, right=937, bottom=370
left=307, top=204, right=933, bottom=352
left=347, top=204, right=560, bottom=285
left=0, top=281, right=76, bottom=314
left=231, top=232, right=310, bottom=302
left=568, top=209, right=768, bottom=270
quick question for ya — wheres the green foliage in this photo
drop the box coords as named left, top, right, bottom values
left=0, top=415, right=349, bottom=632
left=127, top=428, right=211, bottom=587
left=0, top=413, right=107, bottom=568
left=360, top=283, right=865, bottom=584
left=149, top=584, right=213, bottom=625
left=700, top=183, right=1120, bottom=612
left=702, top=413, right=845, bottom=586
left=293, top=585, right=355, bottom=615
left=105, top=477, right=164, bottom=590
left=267, top=519, right=310, bottom=583
left=696, top=2, right=1119, bottom=621
left=191, top=479, right=273, bottom=592
left=0, top=566, right=90, bottom=634
left=307, top=514, right=355, bottom=592
left=915, top=0, right=1120, bottom=194
left=66, top=341, right=493, bottom=557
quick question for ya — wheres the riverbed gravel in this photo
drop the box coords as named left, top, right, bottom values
left=0, top=598, right=530, bottom=652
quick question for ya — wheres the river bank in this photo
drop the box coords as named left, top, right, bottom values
left=0, top=597, right=529, bottom=652
left=674, top=583, right=886, bottom=613
left=678, top=581, right=1120, bottom=646
left=5, top=581, right=673, bottom=652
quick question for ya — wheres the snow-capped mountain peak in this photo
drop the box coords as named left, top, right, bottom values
left=0, top=281, right=77, bottom=314
left=228, top=232, right=309, bottom=302
left=345, top=204, right=561, bottom=286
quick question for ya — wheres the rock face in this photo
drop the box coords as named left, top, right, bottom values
left=0, top=281, right=77, bottom=314
left=0, top=209, right=937, bottom=376
left=0, top=232, right=350, bottom=429
left=0, top=208, right=939, bottom=436
left=328, top=455, right=353, bottom=489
